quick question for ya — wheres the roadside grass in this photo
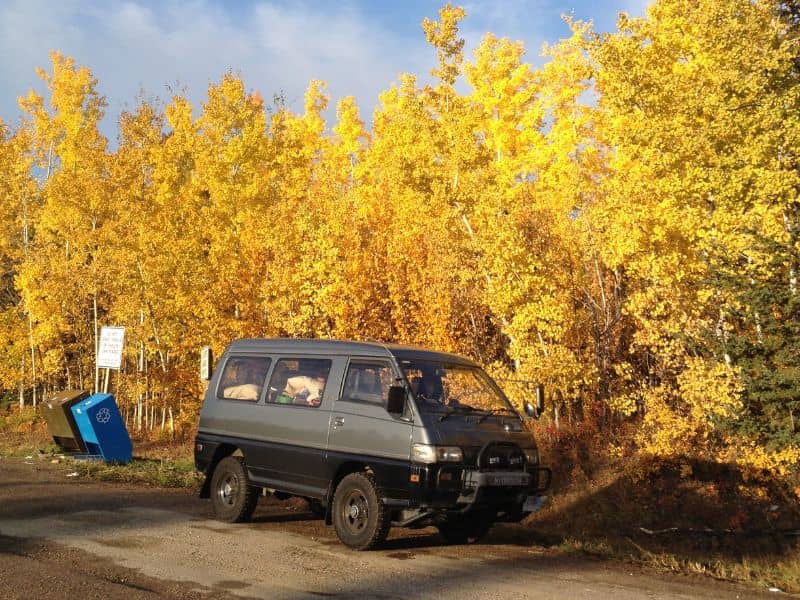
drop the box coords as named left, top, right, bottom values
left=0, top=415, right=54, bottom=457
left=635, top=548, right=800, bottom=593
left=547, top=533, right=800, bottom=593
left=72, top=456, right=202, bottom=489
left=0, top=407, right=200, bottom=489
left=0, top=405, right=39, bottom=439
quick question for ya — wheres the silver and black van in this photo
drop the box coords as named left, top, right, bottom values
left=194, top=339, right=551, bottom=550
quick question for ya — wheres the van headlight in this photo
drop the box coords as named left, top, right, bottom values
left=523, top=448, right=539, bottom=465
left=412, top=444, right=463, bottom=464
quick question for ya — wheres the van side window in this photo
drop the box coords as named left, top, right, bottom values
left=267, top=358, right=332, bottom=408
left=217, top=356, right=271, bottom=401
left=342, top=362, right=394, bottom=406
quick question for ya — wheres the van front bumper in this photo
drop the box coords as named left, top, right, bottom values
left=413, top=464, right=551, bottom=514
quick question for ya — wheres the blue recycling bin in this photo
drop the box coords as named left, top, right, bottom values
left=70, top=393, right=132, bottom=463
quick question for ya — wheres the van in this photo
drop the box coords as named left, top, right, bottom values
left=194, top=339, right=551, bottom=550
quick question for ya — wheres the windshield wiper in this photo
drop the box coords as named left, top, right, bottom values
left=476, top=408, right=517, bottom=424
left=437, top=404, right=477, bottom=421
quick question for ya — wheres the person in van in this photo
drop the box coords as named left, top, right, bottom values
left=284, top=369, right=327, bottom=406
left=409, top=367, right=444, bottom=405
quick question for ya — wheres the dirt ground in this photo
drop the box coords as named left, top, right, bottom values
left=0, top=455, right=784, bottom=599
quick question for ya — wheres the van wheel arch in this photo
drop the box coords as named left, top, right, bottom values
left=209, top=456, right=259, bottom=523
left=331, top=471, right=390, bottom=550
left=200, top=444, right=243, bottom=499
left=325, top=462, right=373, bottom=524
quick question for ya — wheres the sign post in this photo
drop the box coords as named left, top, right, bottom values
left=97, top=326, right=125, bottom=394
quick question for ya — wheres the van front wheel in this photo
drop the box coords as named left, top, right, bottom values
left=210, top=456, right=259, bottom=523
left=332, top=472, right=390, bottom=550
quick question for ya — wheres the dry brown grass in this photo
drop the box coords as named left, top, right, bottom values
left=528, top=430, right=800, bottom=593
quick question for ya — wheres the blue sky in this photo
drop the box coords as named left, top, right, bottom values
left=0, top=0, right=650, bottom=137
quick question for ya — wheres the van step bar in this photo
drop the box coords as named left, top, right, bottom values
left=391, top=509, right=437, bottom=528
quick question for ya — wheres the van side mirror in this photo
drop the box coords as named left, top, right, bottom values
left=386, top=385, right=406, bottom=415
left=523, top=384, right=545, bottom=419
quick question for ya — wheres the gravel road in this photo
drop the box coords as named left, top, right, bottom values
left=0, top=456, right=778, bottom=599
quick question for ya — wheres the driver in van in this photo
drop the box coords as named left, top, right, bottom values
left=409, top=368, right=444, bottom=404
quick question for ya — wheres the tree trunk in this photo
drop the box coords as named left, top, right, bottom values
left=784, top=207, right=798, bottom=296
left=28, top=311, right=37, bottom=408
left=19, top=357, right=24, bottom=408
left=93, top=294, right=99, bottom=393
left=136, top=262, right=167, bottom=372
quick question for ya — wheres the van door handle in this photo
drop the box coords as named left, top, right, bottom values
left=333, top=417, right=345, bottom=428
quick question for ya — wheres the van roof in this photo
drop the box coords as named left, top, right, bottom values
left=225, top=338, right=478, bottom=367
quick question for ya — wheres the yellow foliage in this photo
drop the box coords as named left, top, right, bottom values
left=0, top=2, right=796, bottom=473
left=639, top=358, right=743, bottom=457
left=729, top=444, right=800, bottom=478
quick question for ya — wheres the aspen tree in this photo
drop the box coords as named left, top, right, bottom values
left=17, top=52, right=110, bottom=399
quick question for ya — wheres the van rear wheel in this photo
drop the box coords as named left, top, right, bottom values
left=332, top=472, right=390, bottom=550
left=210, top=456, right=259, bottom=523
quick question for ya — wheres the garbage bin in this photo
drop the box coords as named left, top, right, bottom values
left=70, top=393, right=132, bottom=463
left=41, top=389, right=90, bottom=453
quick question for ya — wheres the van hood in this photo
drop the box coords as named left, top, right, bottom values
left=422, top=412, right=537, bottom=452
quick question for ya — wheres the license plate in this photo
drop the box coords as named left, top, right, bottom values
left=487, top=473, right=525, bottom=486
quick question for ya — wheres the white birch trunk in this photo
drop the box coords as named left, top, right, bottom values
left=19, top=357, right=24, bottom=408
left=28, top=311, right=37, bottom=408
left=784, top=209, right=797, bottom=295
left=93, top=294, right=99, bottom=394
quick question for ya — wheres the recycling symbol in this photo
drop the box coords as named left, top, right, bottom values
left=96, top=407, right=111, bottom=424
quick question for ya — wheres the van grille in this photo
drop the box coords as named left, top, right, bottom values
left=476, top=442, right=525, bottom=471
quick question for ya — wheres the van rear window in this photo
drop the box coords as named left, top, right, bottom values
left=217, top=356, right=271, bottom=401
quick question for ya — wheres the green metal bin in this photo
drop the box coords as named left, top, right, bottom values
left=41, top=389, right=90, bottom=453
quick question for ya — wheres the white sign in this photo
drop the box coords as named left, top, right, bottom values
left=200, top=345, right=213, bottom=380
left=97, top=326, right=125, bottom=369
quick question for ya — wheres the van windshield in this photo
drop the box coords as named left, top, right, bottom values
left=399, top=360, right=515, bottom=415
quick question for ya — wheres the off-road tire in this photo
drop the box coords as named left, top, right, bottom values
left=332, top=472, right=390, bottom=550
left=437, top=511, right=494, bottom=545
left=210, top=456, right=259, bottom=523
